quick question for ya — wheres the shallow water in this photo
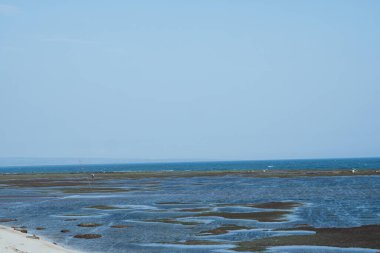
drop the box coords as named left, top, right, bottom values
left=0, top=175, right=379, bottom=253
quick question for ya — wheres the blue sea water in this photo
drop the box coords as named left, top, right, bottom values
left=0, top=157, right=379, bottom=174
left=1, top=175, right=379, bottom=252
left=1, top=157, right=379, bottom=252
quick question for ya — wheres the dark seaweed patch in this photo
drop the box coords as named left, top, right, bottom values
left=174, top=240, right=224, bottom=245
left=77, top=223, right=102, bottom=227
left=198, top=224, right=251, bottom=235
left=87, top=205, right=121, bottom=210
left=0, top=218, right=17, bottom=222
left=61, top=187, right=129, bottom=194
left=110, top=225, right=129, bottom=228
left=145, top=218, right=200, bottom=226
left=74, top=234, right=102, bottom=239
left=235, top=225, right=380, bottom=251
left=196, top=211, right=290, bottom=222
left=179, top=208, right=211, bottom=212
left=248, top=201, right=301, bottom=209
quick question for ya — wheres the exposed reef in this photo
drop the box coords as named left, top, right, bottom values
left=0, top=218, right=17, bottom=222
left=110, top=225, right=129, bottom=228
left=235, top=225, right=380, bottom=251
left=145, top=218, right=200, bottom=226
left=60, top=187, right=129, bottom=194
left=196, top=210, right=290, bottom=222
left=77, top=223, right=102, bottom=228
left=74, top=234, right=102, bottom=239
left=1, top=169, right=378, bottom=189
left=198, top=224, right=251, bottom=235
left=87, top=205, right=121, bottom=210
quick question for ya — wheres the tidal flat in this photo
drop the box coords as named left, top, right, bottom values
left=0, top=170, right=379, bottom=253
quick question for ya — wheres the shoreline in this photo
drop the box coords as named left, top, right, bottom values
left=0, top=225, right=80, bottom=253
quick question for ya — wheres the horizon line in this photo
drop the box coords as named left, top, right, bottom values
left=0, top=156, right=379, bottom=168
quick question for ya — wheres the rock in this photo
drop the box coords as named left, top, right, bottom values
left=74, top=234, right=102, bottom=239
left=27, top=234, right=40, bottom=239
left=14, top=227, right=27, bottom=233
left=110, top=225, right=129, bottom=228
left=64, top=218, right=77, bottom=221
left=12, top=226, right=26, bottom=229
left=77, top=223, right=102, bottom=227
left=0, top=218, right=17, bottom=222
left=61, top=229, right=70, bottom=233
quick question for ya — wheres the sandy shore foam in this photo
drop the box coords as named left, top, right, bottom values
left=0, top=225, right=80, bottom=253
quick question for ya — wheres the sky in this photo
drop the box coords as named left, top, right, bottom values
left=1, top=0, right=380, bottom=162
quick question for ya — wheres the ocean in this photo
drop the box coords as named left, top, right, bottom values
left=1, top=157, right=379, bottom=252
left=1, top=170, right=379, bottom=252
left=0, top=157, right=379, bottom=174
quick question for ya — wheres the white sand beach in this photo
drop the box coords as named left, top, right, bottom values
left=0, top=225, right=79, bottom=253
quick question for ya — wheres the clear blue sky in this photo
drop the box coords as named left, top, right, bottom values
left=1, top=0, right=379, bottom=161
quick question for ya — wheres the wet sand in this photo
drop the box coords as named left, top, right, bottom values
left=0, top=169, right=379, bottom=188
left=0, top=225, right=79, bottom=253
